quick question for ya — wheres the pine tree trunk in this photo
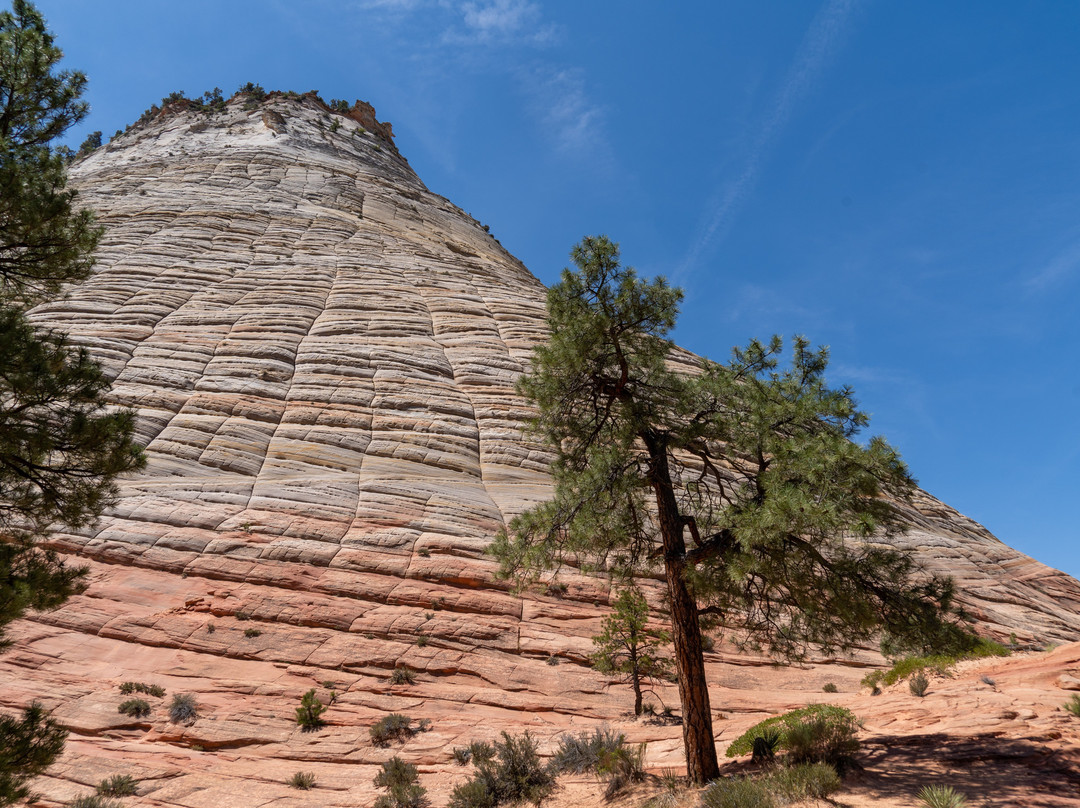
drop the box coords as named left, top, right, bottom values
left=645, top=433, right=720, bottom=783
left=630, top=652, right=643, bottom=716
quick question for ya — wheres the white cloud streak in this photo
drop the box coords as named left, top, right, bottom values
left=1024, top=239, right=1080, bottom=292
left=679, top=0, right=862, bottom=277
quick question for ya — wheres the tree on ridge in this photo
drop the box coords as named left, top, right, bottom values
left=492, top=235, right=967, bottom=782
left=0, top=2, right=145, bottom=802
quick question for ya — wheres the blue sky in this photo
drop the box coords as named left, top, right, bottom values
left=38, top=1, right=1080, bottom=580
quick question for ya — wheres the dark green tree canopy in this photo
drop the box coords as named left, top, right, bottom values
left=493, top=235, right=965, bottom=781
left=1, top=0, right=98, bottom=304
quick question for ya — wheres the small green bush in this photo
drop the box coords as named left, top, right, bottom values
left=235, top=611, right=251, bottom=621
left=118, top=699, right=151, bottom=718
left=69, top=796, right=124, bottom=808
left=862, top=638, right=1010, bottom=690
left=96, top=774, right=138, bottom=796
left=784, top=710, right=860, bottom=767
left=390, top=666, right=416, bottom=685
left=759, top=762, right=841, bottom=801
left=416, top=635, right=430, bottom=647
left=751, top=728, right=781, bottom=763
left=119, top=682, right=165, bottom=697
left=374, top=756, right=427, bottom=808
left=726, top=704, right=860, bottom=762
left=244, top=628, right=262, bottom=638
left=918, top=784, right=969, bottom=808
left=289, top=771, right=317, bottom=790
left=452, top=746, right=472, bottom=765
left=370, top=713, right=422, bottom=746
left=468, top=740, right=496, bottom=763
left=822, top=682, right=838, bottom=693
left=448, top=731, right=555, bottom=808
left=552, top=727, right=645, bottom=795
left=1064, top=694, right=1080, bottom=717
left=168, top=693, right=198, bottom=724
left=296, top=688, right=326, bottom=731
left=699, top=777, right=775, bottom=808
left=910, top=671, right=930, bottom=697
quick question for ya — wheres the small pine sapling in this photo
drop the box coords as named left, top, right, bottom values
left=295, top=688, right=326, bottom=730
left=590, top=588, right=671, bottom=716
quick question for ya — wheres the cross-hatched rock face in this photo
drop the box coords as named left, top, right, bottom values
left=5, top=94, right=1080, bottom=807
left=33, top=94, right=557, bottom=592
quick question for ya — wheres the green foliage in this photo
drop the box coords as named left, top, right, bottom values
left=468, top=740, right=496, bottom=763
left=750, top=728, right=781, bottom=764
left=117, top=699, right=151, bottom=718
left=95, top=774, right=137, bottom=797
left=328, top=98, right=351, bottom=112
left=909, top=671, right=929, bottom=697
left=0, top=701, right=66, bottom=806
left=168, top=694, right=197, bottom=724
left=452, top=746, right=473, bottom=765
left=237, top=81, right=267, bottom=101
left=416, top=634, right=429, bottom=647
left=917, top=784, right=969, bottom=808
left=374, top=756, right=427, bottom=808
left=244, top=628, right=262, bottom=638
left=1064, top=694, right=1080, bottom=717
left=491, top=236, right=966, bottom=781
left=725, top=704, right=860, bottom=764
left=758, top=763, right=842, bottom=801
left=448, top=731, right=556, bottom=808
left=288, top=771, right=316, bottom=790
left=76, top=130, right=101, bottom=156
left=295, top=689, right=326, bottom=731
left=551, top=726, right=647, bottom=795
left=119, top=681, right=164, bottom=697
left=390, top=666, right=416, bottom=685
left=699, top=778, right=775, bottom=808
left=861, top=639, right=1009, bottom=690
left=68, top=796, right=123, bottom=808
left=590, top=588, right=671, bottom=715
left=822, top=682, right=838, bottom=693
left=370, top=713, right=423, bottom=747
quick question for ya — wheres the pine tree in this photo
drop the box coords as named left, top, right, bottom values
left=590, top=588, right=671, bottom=716
left=492, top=235, right=965, bottom=782
left=0, top=2, right=145, bottom=801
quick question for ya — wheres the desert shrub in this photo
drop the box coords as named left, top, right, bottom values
left=452, top=746, right=473, bottom=765
left=822, top=682, right=838, bottom=693
left=862, top=638, right=1010, bottom=691
left=1065, top=694, right=1080, bottom=717
left=237, top=82, right=267, bottom=101
left=289, top=771, right=316, bottom=790
left=117, top=699, right=151, bottom=718
left=416, top=635, right=430, bottom=647
left=449, top=731, right=556, bottom=808
left=370, top=713, right=423, bottom=746
left=295, top=689, right=326, bottom=731
left=918, top=784, right=969, bottom=808
left=390, top=666, right=416, bottom=685
left=96, top=774, right=138, bottom=796
left=468, top=740, right=496, bottom=763
left=910, top=671, right=930, bottom=697
left=119, top=682, right=165, bottom=697
left=726, top=704, right=860, bottom=763
left=759, top=762, right=841, bottom=801
left=699, top=777, right=775, bottom=808
left=448, top=777, right=497, bottom=808
left=235, top=611, right=251, bottom=621
left=553, top=726, right=622, bottom=773
left=244, top=628, right=262, bottom=638
left=552, top=727, right=645, bottom=795
left=750, top=728, right=781, bottom=763
left=545, top=654, right=559, bottom=666
left=980, top=675, right=996, bottom=687
left=783, top=710, right=860, bottom=767
left=168, top=693, right=198, bottom=724
left=374, top=756, right=427, bottom=808
left=68, top=796, right=124, bottom=808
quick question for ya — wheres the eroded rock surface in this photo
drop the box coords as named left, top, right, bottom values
left=5, top=94, right=1080, bottom=806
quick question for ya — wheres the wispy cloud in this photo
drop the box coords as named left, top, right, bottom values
left=679, top=0, right=862, bottom=278
left=522, top=66, right=608, bottom=159
left=1024, top=238, right=1080, bottom=292
left=442, top=0, right=559, bottom=46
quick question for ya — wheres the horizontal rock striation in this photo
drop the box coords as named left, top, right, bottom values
left=4, top=93, right=1080, bottom=806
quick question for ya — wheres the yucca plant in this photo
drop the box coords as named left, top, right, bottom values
left=918, top=784, right=969, bottom=808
